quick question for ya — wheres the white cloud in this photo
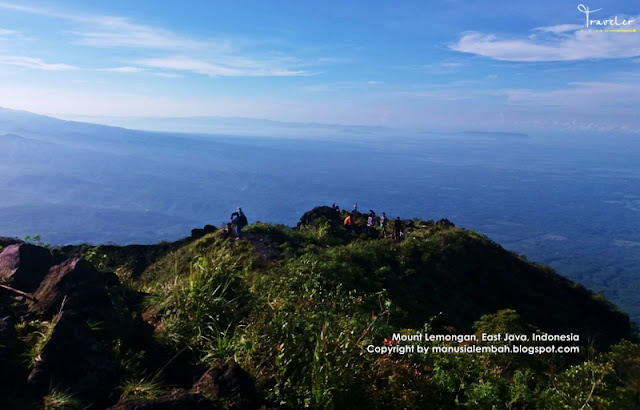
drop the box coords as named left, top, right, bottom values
left=367, top=80, right=384, bottom=85
left=532, top=24, right=583, bottom=34
left=99, top=66, right=146, bottom=73
left=422, top=61, right=465, bottom=74
left=154, top=72, right=183, bottom=78
left=0, top=2, right=312, bottom=77
left=451, top=17, right=640, bottom=62
left=69, top=17, right=212, bottom=51
left=137, top=56, right=309, bottom=77
left=0, top=55, right=77, bottom=70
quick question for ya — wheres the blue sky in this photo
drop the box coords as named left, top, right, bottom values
left=0, top=0, right=639, bottom=133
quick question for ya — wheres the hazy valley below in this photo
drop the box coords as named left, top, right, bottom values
left=0, top=108, right=638, bottom=323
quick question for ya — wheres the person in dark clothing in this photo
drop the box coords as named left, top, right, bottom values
left=230, top=207, right=248, bottom=239
left=394, top=217, right=402, bottom=240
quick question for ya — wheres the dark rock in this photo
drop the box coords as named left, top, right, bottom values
left=254, top=374, right=276, bottom=394
left=191, top=228, right=206, bottom=239
left=299, top=206, right=341, bottom=227
left=27, top=310, right=117, bottom=404
left=103, top=271, right=120, bottom=286
left=0, top=243, right=52, bottom=292
left=193, top=360, right=257, bottom=409
left=30, top=258, right=113, bottom=321
left=192, top=225, right=218, bottom=240
left=109, top=393, right=216, bottom=410
left=345, top=224, right=379, bottom=239
left=0, top=237, right=23, bottom=249
left=50, top=248, right=69, bottom=265
left=403, top=220, right=414, bottom=228
left=0, top=315, right=18, bottom=383
left=435, top=218, right=455, bottom=228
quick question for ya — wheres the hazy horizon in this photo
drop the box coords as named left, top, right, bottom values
left=0, top=1, right=639, bottom=133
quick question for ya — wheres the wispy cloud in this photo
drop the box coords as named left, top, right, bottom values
left=532, top=24, right=583, bottom=34
left=69, top=17, right=211, bottom=50
left=99, top=66, right=146, bottom=73
left=451, top=16, right=640, bottom=62
left=154, top=72, right=183, bottom=78
left=0, top=28, right=16, bottom=36
left=137, top=56, right=309, bottom=77
left=0, top=2, right=312, bottom=77
left=0, top=55, right=77, bottom=70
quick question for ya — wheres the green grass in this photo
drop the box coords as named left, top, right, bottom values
left=57, top=219, right=637, bottom=409
left=41, top=388, right=84, bottom=410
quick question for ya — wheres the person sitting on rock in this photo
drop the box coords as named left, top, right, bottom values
left=231, top=207, right=248, bottom=239
left=344, top=214, right=352, bottom=225
left=222, top=223, right=236, bottom=240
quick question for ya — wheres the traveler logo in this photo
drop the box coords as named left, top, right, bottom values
left=577, top=4, right=637, bottom=32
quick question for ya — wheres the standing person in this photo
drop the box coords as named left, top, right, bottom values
left=353, top=203, right=358, bottom=212
left=231, top=207, right=248, bottom=239
left=379, top=212, right=388, bottom=238
left=367, top=211, right=375, bottom=227
left=394, top=217, right=402, bottom=240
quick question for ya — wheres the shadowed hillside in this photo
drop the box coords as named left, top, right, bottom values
left=0, top=206, right=638, bottom=409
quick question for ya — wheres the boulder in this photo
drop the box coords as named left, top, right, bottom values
left=0, top=236, right=23, bottom=249
left=299, top=206, right=341, bottom=227
left=0, top=243, right=52, bottom=292
left=30, top=258, right=113, bottom=320
left=109, top=393, right=216, bottom=410
left=191, top=228, right=206, bottom=239
left=435, top=218, right=455, bottom=228
left=192, top=225, right=218, bottom=240
left=0, top=315, right=18, bottom=383
left=193, top=360, right=257, bottom=409
left=27, top=309, right=117, bottom=404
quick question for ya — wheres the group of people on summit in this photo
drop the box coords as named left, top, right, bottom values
left=223, top=204, right=406, bottom=241
left=344, top=203, right=406, bottom=240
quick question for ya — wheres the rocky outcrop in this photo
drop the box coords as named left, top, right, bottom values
left=435, top=218, right=455, bottom=228
left=0, top=315, right=18, bottom=383
left=30, top=258, right=113, bottom=320
left=191, top=225, right=218, bottom=240
left=193, top=360, right=258, bottom=409
left=0, top=244, right=52, bottom=292
left=109, top=393, right=217, bottom=410
left=299, top=205, right=341, bottom=227
left=0, top=236, right=23, bottom=249
left=27, top=309, right=117, bottom=404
